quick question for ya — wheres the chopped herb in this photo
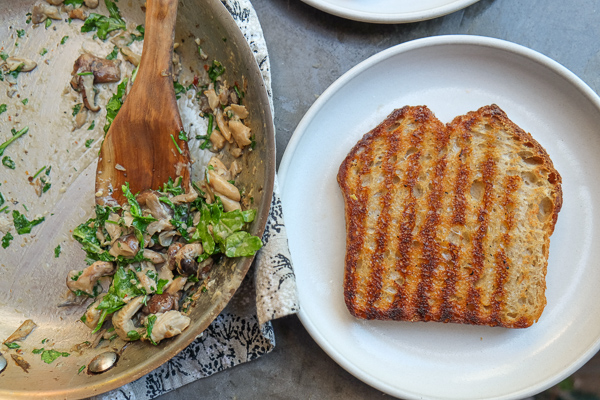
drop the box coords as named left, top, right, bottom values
left=42, top=182, right=51, bottom=193
left=17, top=29, right=25, bottom=38
left=72, top=103, right=82, bottom=117
left=207, top=60, right=225, bottom=82
left=0, top=70, right=4, bottom=82
left=45, top=19, right=52, bottom=29
left=0, top=126, right=28, bottom=157
left=41, top=338, right=48, bottom=344
left=0, top=192, right=4, bottom=207
left=81, top=1, right=126, bottom=40
left=85, top=139, right=94, bottom=148
left=173, top=81, right=186, bottom=99
left=170, top=134, right=182, bottom=154
left=88, top=120, right=96, bottom=130
left=65, top=0, right=85, bottom=6
left=0, top=206, right=8, bottom=214
left=32, top=348, right=44, bottom=354
left=160, top=177, right=185, bottom=196
left=12, top=210, right=45, bottom=234
left=122, top=183, right=157, bottom=247
left=2, top=156, right=15, bottom=169
left=0, top=52, right=8, bottom=61
left=45, top=166, right=51, bottom=175
left=196, top=113, right=213, bottom=149
left=146, top=314, right=158, bottom=345
left=135, top=24, right=145, bottom=36
left=201, top=286, right=207, bottom=293
left=60, top=36, right=69, bottom=45
left=104, top=78, right=127, bottom=133
left=32, top=165, right=46, bottom=179
left=4, top=342, right=20, bottom=349
left=54, top=244, right=61, bottom=258
left=156, top=279, right=168, bottom=294
left=21, top=98, right=28, bottom=105
left=71, top=270, right=83, bottom=281
left=106, top=46, right=119, bottom=60
left=26, top=13, right=32, bottom=24
left=38, top=349, right=69, bottom=364
left=0, top=104, right=6, bottom=114
left=40, top=48, right=48, bottom=56
left=77, top=71, right=93, bottom=76
left=127, top=330, right=140, bottom=341
left=178, top=130, right=188, bottom=141
left=78, top=365, right=86, bottom=374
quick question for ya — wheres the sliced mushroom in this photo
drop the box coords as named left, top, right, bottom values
left=120, top=46, right=141, bottom=67
left=229, top=160, right=242, bottom=177
left=83, top=293, right=107, bottom=330
left=209, top=129, right=226, bottom=151
left=45, top=0, right=64, bottom=5
left=204, top=88, right=219, bottom=111
left=84, top=0, right=99, bottom=8
left=218, top=84, right=229, bottom=106
left=147, top=218, right=174, bottom=237
left=219, top=194, right=241, bottom=212
left=74, top=106, right=88, bottom=129
left=67, top=261, right=115, bottom=296
left=171, top=191, right=198, bottom=204
left=207, top=170, right=240, bottom=201
left=131, top=262, right=158, bottom=293
left=109, top=234, right=139, bottom=258
left=166, top=242, right=184, bottom=270
left=142, top=293, right=178, bottom=315
left=143, top=249, right=166, bottom=264
left=105, top=213, right=123, bottom=244
left=71, top=54, right=121, bottom=112
left=215, top=108, right=232, bottom=142
left=146, top=311, right=190, bottom=344
left=112, top=296, right=145, bottom=341
left=4, top=57, right=37, bottom=72
left=136, top=189, right=170, bottom=220
left=157, top=229, right=177, bottom=247
left=229, top=104, right=249, bottom=119
left=31, top=2, right=61, bottom=24
left=229, top=120, right=252, bottom=148
left=165, top=276, right=187, bottom=295
left=69, top=7, right=87, bottom=20
left=174, top=243, right=203, bottom=276
left=208, top=157, right=230, bottom=180
left=157, top=263, right=174, bottom=285
left=4, top=320, right=37, bottom=344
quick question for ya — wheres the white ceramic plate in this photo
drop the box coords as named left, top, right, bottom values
left=300, top=0, right=481, bottom=23
left=279, top=35, right=600, bottom=400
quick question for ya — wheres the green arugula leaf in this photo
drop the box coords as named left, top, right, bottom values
left=104, top=78, right=128, bottom=133
left=224, top=231, right=262, bottom=257
left=12, top=210, right=45, bottom=234
left=0, top=104, right=6, bottom=114
left=122, top=183, right=157, bottom=247
left=81, top=1, right=126, bottom=40
left=1, top=232, right=13, bottom=249
left=72, top=219, right=115, bottom=262
left=106, top=46, right=119, bottom=60
left=4, top=342, right=20, bottom=349
left=39, top=349, right=69, bottom=364
left=145, top=314, right=158, bottom=345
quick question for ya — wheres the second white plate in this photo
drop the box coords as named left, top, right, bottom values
left=300, top=0, right=481, bottom=23
left=279, top=35, right=600, bottom=399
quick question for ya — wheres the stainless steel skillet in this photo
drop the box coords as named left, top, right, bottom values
left=0, top=0, right=274, bottom=397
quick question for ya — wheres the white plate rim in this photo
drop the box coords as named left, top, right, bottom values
left=300, top=0, right=481, bottom=24
left=278, top=34, right=600, bottom=399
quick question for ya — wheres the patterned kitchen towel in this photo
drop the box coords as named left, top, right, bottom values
left=95, top=1, right=298, bottom=399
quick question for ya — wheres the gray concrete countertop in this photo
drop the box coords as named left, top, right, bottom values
left=160, top=0, right=600, bottom=398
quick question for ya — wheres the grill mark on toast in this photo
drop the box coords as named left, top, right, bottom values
left=340, top=140, right=376, bottom=317
left=489, top=175, right=520, bottom=326
left=365, top=130, right=400, bottom=317
left=414, top=155, right=448, bottom=320
left=466, top=156, right=496, bottom=325
left=439, top=242, right=460, bottom=322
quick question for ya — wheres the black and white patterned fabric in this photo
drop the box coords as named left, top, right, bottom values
left=95, top=1, right=298, bottom=398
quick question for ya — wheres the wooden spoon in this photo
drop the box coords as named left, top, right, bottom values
left=95, top=0, right=190, bottom=206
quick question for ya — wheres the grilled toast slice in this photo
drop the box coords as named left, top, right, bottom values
left=337, top=104, right=562, bottom=328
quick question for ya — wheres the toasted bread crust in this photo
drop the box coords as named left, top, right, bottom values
left=338, top=105, right=562, bottom=328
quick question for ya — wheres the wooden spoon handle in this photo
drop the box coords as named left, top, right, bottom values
left=136, top=0, right=179, bottom=93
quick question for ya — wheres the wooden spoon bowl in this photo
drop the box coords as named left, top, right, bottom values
left=95, top=0, right=190, bottom=206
